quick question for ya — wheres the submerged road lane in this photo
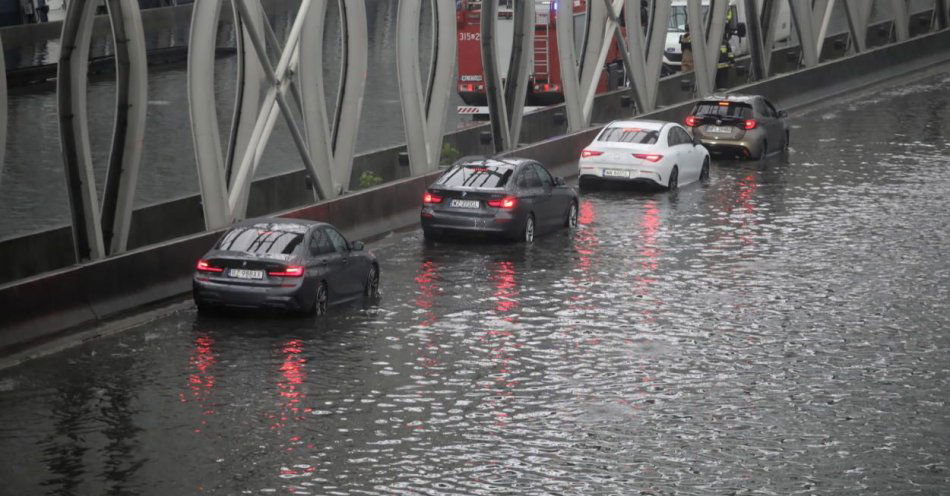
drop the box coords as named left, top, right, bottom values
left=2, top=69, right=950, bottom=494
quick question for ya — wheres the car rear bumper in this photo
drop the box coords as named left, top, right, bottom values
left=193, top=277, right=307, bottom=311
left=698, top=138, right=761, bottom=158
left=421, top=210, right=520, bottom=237
left=578, top=164, right=665, bottom=187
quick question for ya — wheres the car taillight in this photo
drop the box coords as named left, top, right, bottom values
left=196, top=259, right=223, bottom=273
left=268, top=265, right=305, bottom=277
left=581, top=149, right=603, bottom=158
left=685, top=115, right=699, bottom=127
left=487, top=196, right=517, bottom=209
left=633, top=154, right=663, bottom=162
left=744, top=119, right=757, bottom=130
left=423, top=191, right=443, bottom=204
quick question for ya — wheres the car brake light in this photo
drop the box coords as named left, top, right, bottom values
left=685, top=115, right=698, bottom=127
left=581, top=149, right=603, bottom=158
left=744, top=119, right=757, bottom=130
left=487, top=196, right=517, bottom=209
left=633, top=154, right=663, bottom=162
left=268, top=265, right=305, bottom=277
left=196, top=259, right=223, bottom=273
left=423, top=191, right=443, bottom=204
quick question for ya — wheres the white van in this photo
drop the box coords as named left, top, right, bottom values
left=662, top=0, right=791, bottom=73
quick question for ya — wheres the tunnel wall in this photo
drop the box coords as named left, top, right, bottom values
left=2, top=27, right=950, bottom=353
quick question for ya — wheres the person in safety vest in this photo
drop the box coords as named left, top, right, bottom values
left=679, top=24, right=693, bottom=72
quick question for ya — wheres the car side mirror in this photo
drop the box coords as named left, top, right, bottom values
left=693, top=134, right=702, bottom=146
left=778, top=110, right=788, bottom=118
left=349, top=241, right=364, bottom=251
left=554, top=176, right=566, bottom=187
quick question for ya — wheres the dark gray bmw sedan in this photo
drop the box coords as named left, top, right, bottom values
left=420, top=158, right=578, bottom=243
left=193, top=218, right=379, bottom=315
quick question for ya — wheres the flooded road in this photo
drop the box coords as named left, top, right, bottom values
left=1, top=70, right=949, bottom=494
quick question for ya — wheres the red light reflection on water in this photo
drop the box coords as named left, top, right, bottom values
left=414, top=260, right=440, bottom=327
left=271, top=339, right=311, bottom=432
left=182, top=334, right=217, bottom=432
left=482, top=260, right=523, bottom=426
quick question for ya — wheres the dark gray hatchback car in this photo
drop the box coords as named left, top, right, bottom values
left=193, top=218, right=379, bottom=315
left=685, top=94, right=789, bottom=159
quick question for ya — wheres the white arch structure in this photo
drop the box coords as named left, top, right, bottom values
left=396, top=0, right=456, bottom=175
left=0, top=0, right=944, bottom=263
left=57, top=0, right=147, bottom=261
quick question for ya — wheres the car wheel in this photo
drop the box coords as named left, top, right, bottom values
left=565, top=201, right=578, bottom=229
left=195, top=298, right=215, bottom=314
left=667, top=166, right=679, bottom=191
left=311, top=281, right=328, bottom=316
left=699, top=158, right=710, bottom=182
left=363, top=264, right=380, bottom=302
left=422, top=227, right=442, bottom=242
left=523, top=214, right=535, bottom=243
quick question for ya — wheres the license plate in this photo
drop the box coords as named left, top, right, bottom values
left=228, top=268, right=264, bottom=279
left=450, top=199, right=480, bottom=209
left=707, top=125, right=733, bottom=134
left=603, top=169, right=630, bottom=178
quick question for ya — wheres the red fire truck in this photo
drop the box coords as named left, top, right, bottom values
left=456, top=0, right=626, bottom=114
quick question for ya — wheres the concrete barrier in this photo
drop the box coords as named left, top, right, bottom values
left=2, top=27, right=950, bottom=353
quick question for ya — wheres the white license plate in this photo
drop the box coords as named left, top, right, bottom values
left=603, top=169, right=630, bottom=178
left=707, top=125, right=733, bottom=134
left=228, top=268, right=264, bottom=279
left=450, top=199, right=480, bottom=209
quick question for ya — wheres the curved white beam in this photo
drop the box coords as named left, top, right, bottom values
left=187, top=0, right=229, bottom=229
left=101, top=0, right=148, bottom=255
left=300, top=0, right=368, bottom=195
left=397, top=0, right=456, bottom=174
left=0, top=35, right=6, bottom=188
left=58, top=0, right=106, bottom=261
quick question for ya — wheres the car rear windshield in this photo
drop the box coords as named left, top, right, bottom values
left=597, top=127, right=660, bottom=144
left=693, top=101, right=753, bottom=119
left=216, top=225, right=305, bottom=255
left=437, top=164, right=513, bottom=189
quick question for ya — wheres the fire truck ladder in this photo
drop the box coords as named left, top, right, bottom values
left=534, top=22, right=550, bottom=81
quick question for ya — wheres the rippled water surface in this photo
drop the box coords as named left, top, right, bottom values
left=1, top=71, right=949, bottom=495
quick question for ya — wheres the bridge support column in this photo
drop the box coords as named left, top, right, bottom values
left=396, top=0, right=456, bottom=174
left=843, top=0, right=872, bottom=53
left=0, top=36, right=6, bottom=189
left=58, top=0, right=148, bottom=261
left=482, top=0, right=534, bottom=152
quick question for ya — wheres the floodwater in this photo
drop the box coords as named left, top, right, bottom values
left=1, top=68, right=949, bottom=494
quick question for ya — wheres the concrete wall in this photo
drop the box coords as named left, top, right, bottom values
left=2, top=26, right=950, bottom=353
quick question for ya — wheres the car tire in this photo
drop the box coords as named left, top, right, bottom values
left=578, top=176, right=594, bottom=190
left=667, top=166, right=679, bottom=191
left=422, top=227, right=442, bottom=242
left=565, top=201, right=578, bottom=229
left=195, top=298, right=215, bottom=314
left=363, top=264, right=380, bottom=303
left=522, top=214, right=536, bottom=243
left=310, top=281, right=328, bottom=316
left=699, top=158, right=710, bottom=182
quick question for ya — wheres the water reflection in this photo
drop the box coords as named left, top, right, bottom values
left=2, top=68, right=950, bottom=495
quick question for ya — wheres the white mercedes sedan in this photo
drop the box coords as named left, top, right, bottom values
left=578, top=119, right=710, bottom=190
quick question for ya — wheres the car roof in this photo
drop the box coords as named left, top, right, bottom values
left=230, top=217, right=329, bottom=232
left=703, top=94, right=759, bottom=104
left=456, top=156, right=535, bottom=168
left=605, top=119, right=668, bottom=130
